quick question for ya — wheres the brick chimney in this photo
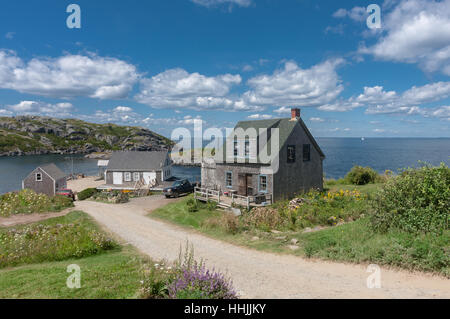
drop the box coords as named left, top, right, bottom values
left=290, top=108, right=301, bottom=121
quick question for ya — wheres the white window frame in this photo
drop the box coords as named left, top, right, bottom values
left=133, top=172, right=140, bottom=182
left=259, top=175, right=268, bottom=193
left=36, top=173, right=42, bottom=182
left=124, top=172, right=132, bottom=182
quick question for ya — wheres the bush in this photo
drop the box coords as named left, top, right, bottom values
left=0, top=218, right=117, bottom=268
left=345, top=166, right=379, bottom=185
left=0, top=189, right=73, bottom=217
left=115, top=192, right=129, bottom=204
left=371, top=163, right=450, bottom=234
left=140, top=244, right=238, bottom=299
left=206, top=200, right=218, bottom=211
left=241, top=207, right=286, bottom=231
left=78, top=188, right=98, bottom=201
left=187, top=199, right=199, bottom=213
left=220, top=213, right=240, bottom=234
left=168, top=245, right=237, bottom=299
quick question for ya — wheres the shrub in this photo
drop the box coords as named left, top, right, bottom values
left=220, top=213, right=240, bottom=234
left=371, top=163, right=450, bottom=234
left=345, top=166, right=379, bottom=185
left=140, top=244, right=238, bottom=300
left=206, top=200, right=218, bottom=211
left=241, top=207, right=286, bottom=231
left=115, top=192, right=129, bottom=204
left=0, top=189, right=73, bottom=217
left=168, top=245, right=237, bottom=299
left=187, top=199, right=199, bottom=213
left=78, top=188, right=98, bottom=201
left=0, top=221, right=117, bottom=268
left=139, top=262, right=173, bottom=299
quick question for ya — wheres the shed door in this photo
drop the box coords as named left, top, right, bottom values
left=143, top=172, right=157, bottom=185
left=113, top=172, right=123, bottom=185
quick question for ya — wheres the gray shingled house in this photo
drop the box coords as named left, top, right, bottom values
left=104, top=151, right=172, bottom=189
left=22, top=163, right=67, bottom=196
left=201, top=108, right=325, bottom=202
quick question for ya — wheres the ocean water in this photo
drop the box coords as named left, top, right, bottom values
left=0, top=138, right=448, bottom=194
left=317, top=138, right=450, bottom=179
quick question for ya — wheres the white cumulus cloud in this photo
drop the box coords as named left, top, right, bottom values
left=243, top=59, right=345, bottom=108
left=359, top=0, right=450, bottom=75
left=0, top=50, right=139, bottom=99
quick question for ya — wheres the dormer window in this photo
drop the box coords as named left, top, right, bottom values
left=36, top=173, right=42, bottom=181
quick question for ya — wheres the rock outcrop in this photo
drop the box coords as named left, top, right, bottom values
left=0, top=116, right=173, bottom=156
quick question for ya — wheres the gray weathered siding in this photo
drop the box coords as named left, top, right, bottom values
left=273, top=123, right=323, bottom=201
left=23, top=167, right=56, bottom=196
left=203, top=163, right=273, bottom=196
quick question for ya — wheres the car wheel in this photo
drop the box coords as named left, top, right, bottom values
left=165, top=195, right=171, bottom=199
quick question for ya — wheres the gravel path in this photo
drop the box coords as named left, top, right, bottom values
left=75, top=199, right=450, bottom=299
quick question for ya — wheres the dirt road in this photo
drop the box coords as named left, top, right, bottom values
left=75, top=198, right=450, bottom=299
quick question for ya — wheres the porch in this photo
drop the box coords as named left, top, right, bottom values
left=194, top=187, right=273, bottom=210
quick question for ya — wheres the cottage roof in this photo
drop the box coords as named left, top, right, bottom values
left=39, top=163, right=67, bottom=181
left=106, top=151, right=169, bottom=171
left=218, top=117, right=325, bottom=162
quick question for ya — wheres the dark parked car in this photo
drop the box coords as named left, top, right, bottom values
left=163, top=180, right=195, bottom=198
left=56, top=189, right=75, bottom=201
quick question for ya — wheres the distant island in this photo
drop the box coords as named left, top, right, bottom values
left=0, top=116, right=174, bottom=157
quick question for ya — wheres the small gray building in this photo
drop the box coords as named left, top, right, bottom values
left=22, top=163, right=67, bottom=196
left=201, top=108, right=325, bottom=202
left=103, top=151, right=172, bottom=189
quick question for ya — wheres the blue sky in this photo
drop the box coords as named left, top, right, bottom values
left=0, top=0, right=449, bottom=138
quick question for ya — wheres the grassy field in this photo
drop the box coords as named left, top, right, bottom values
left=0, top=189, right=74, bottom=217
left=150, top=183, right=449, bottom=277
left=0, top=211, right=150, bottom=299
left=0, top=248, right=145, bottom=299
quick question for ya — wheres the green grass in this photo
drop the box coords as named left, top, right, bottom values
left=0, top=211, right=152, bottom=299
left=152, top=196, right=222, bottom=230
left=0, top=211, right=117, bottom=269
left=299, top=218, right=449, bottom=277
left=0, top=248, right=144, bottom=299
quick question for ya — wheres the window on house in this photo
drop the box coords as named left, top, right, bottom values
left=226, top=171, right=233, bottom=188
left=233, top=139, right=239, bottom=157
left=124, top=172, right=132, bottom=182
left=245, top=138, right=250, bottom=158
left=36, top=173, right=42, bottom=181
left=303, top=144, right=311, bottom=162
left=287, top=145, right=296, bottom=163
left=259, top=175, right=267, bottom=193
left=133, top=172, right=140, bottom=182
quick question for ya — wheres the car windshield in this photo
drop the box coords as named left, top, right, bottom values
left=172, top=181, right=183, bottom=187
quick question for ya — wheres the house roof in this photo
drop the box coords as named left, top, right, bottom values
left=106, top=151, right=169, bottom=171
left=217, top=117, right=325, bottom=163
left=39, top=163, right=67, bottom=181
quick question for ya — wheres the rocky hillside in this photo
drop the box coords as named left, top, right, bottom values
left=0, top=116, right=173, bottom=156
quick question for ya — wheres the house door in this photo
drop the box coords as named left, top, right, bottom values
left=143, top=172, right=157, bottom=185
left=238, top=174, right=253, bottom=196
left=113, top=172, right=123, bottom=185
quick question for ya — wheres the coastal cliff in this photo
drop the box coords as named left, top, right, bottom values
left=0, top=116, right=173, bottom=157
